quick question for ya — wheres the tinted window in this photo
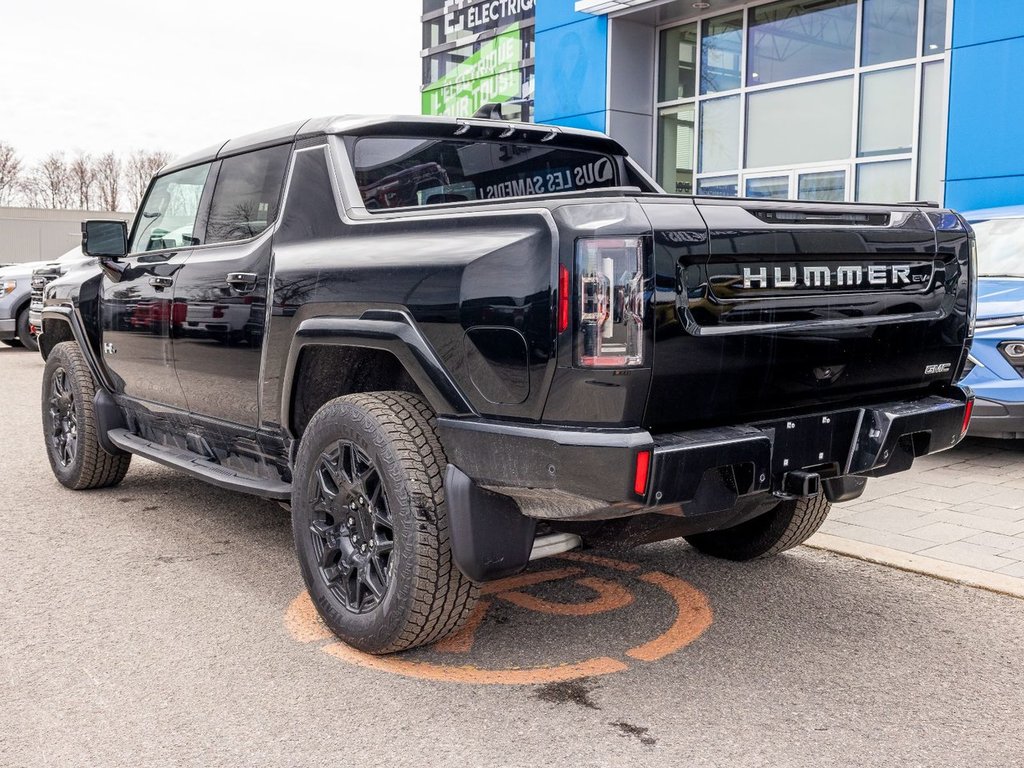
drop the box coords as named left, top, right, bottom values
left=206, top=144, right=290, bottom=244
left=747, top=0, right=857, bottom=85
left=130, top=163, right=211, bottom=253
left=352, top=138, right=620, bottom=210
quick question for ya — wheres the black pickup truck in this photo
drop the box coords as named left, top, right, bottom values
left=37, top=115, right=976, bottom=654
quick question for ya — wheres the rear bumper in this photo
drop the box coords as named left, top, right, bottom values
left=439, top=387, right=973, bottom=521
left=967, top=397, right=1024, bottom=439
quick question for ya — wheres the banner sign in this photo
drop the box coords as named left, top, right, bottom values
left=443, top=0, right=534, bottom=35
left=423, top=24, right=523, bottom=117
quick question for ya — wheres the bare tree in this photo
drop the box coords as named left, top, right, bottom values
left=0, top=142, right=22, bottom=206
left=69, top=151, right=97, bottom=210
left=126, top=149, right=171, bottom=209
left=32, top=152, right=75, bottom=209
left=95, top=152, right=121, bottom=212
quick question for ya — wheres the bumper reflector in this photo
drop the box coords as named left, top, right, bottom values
left=962, top=399, right=974, bottom=435
left=634, top=450, right=651, bottom=496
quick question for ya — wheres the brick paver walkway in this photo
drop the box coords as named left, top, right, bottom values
left=821, top=437, right=1024, bottom=578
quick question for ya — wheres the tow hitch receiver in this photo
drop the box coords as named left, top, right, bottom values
left=781, top=470, right=821, bottom=498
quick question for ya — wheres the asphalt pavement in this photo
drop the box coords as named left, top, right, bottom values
left=2, top=345, right=1023, bottom=768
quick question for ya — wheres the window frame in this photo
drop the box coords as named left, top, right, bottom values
left=652, top=0, right=951, bottom=203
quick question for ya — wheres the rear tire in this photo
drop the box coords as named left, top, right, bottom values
left=292, top=391, right=478, bottom=654
left=684, top=495, right=832, bottom=561
left=17, top=307, right=38, bottom=352
left=41, top=342, right=131, bottom=490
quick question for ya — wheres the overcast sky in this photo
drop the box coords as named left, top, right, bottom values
left=0, top=0, right=423, bottom=163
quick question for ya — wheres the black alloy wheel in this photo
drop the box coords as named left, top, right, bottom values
left=309, top=440, right=395, bottom=613
left=291, top=391, right=478, bottom=654
left=47, top=367, right=79, bottom=468
left=41, top=342, right=131, bottom=490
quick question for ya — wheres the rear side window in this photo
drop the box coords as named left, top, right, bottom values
left=352, top=137, right=620, bottom=210
left=130, top=163, right=211, bottom=253
left=206, top=144, right=290, bottom=244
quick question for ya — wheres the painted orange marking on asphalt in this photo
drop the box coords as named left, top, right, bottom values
left=625, top=571, right=713, bottom=662
left=480, top=567, right=583, bottom=595
left=321, top=642, right=628, bottom=685
left=284, top=591, right=335, bottom=643
left=499, top=576, right=635, bottom=617
left=433, top=599, right=492, bottom=654
left=557, top=551, right=642, bottom=573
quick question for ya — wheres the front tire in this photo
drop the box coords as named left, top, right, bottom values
left=684, top=495, right=832, bottom=561
left=292, top=391, right=478, bottom=654
left=17, top=307, right=38, bottom=352
left=41, top=342, right=131, bottom=490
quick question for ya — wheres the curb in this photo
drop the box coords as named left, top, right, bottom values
left=805, top=532, right=1024, bottom=600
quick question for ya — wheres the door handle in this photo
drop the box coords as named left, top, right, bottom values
left=149, top=276, right=173, bottom=289
left=226, top=272, right=258, bottom=293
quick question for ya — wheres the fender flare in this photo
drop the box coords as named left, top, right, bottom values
left=41, top=304, right=114, bottom=392
left=282, top=309, right=476, bottom=432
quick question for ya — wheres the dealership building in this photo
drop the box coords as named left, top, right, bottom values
left=422, top=0, right=1023, bottom=210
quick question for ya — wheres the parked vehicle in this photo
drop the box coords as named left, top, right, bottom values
left=28, top=247, right=93, bottom=337
left=36, top=115, right=975, bottom=654
left=960, top=206, right=1024, bottom=438
left=0, top=259, right=50, bottom=351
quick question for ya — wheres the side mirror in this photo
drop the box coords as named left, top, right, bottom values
left=82, top=220, right=128, bottom=259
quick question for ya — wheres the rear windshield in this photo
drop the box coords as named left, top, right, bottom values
left=351, top=137, right=620, bottom=210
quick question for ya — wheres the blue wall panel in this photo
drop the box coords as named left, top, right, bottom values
left=534, top=2, right=608, bottom=129
left=945, top=0, right=1024, bottom=211
left=945, top=176, right=1024, bottom=213
left=952, top=0, right=1024, bottom=47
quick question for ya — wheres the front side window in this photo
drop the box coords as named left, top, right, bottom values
left=206, top=144, right=290, bottom=244
left=351, top=138, right=620, bottom=209
left=130, top=163, right=211, bottom=253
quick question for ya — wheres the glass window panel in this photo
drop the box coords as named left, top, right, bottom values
left=207, top=145, right=290, bottom=244
left=923, top=0, right=948, bottom=54
left=862, top=0, right=920, bottom=66
left=130, top=163, right=211, bottom=253
left=857, top=160, right=912, bottom=202
left=798, top=170, right=846, bottom=201
left=699, top=96, right=740, bottom=173
left=746, top=78, right=853, bottom=168
left=657, top=105, right=696, bottom=194
left=859, top=67, right=916, bottom=157
left=918, top=61, right=947, bottom=203
left=701, top=12, right=743, bottom=94
left=659, top=24, right=697, bottom=102
left=746, top=176, right=791, bottom=199
left=747, top=0, right=857, bottom=86
left=698, top=176, right=739, bottom=196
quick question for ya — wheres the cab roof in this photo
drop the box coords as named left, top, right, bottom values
left=161, top=115, right=628, bottom=175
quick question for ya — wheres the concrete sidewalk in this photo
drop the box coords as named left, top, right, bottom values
left=811, top=437, right=1024, bottom=594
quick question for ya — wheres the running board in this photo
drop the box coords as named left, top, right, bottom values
left=106, top=428, right=292, bottom=500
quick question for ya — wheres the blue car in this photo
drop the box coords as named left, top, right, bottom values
left=962, top=205, right=1024, bottom=439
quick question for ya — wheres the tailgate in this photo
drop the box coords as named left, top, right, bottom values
left=643, top=198, right=971, bottom=432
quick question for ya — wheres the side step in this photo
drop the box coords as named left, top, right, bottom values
left=106, top=428, right=292, bottom=500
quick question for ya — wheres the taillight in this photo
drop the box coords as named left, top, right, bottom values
left=576, top=237, right=645, bottom=367
left=558, top=264, right=570, bottom=334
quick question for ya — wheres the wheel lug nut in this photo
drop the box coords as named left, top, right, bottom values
left=359, top=497, right=365, bottom=505
left=349, top=502, right=357, bottom=511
